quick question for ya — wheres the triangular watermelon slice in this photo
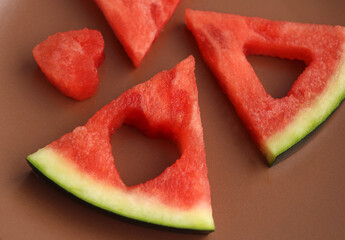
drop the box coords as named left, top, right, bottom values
left=94, top=0, right=181, bottom=67
left=27, top=56, right=215, bottom=231
left=185, top=9, right=345, bottom=165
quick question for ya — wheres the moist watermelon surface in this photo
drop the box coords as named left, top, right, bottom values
left=33, top=28, right=105, bottom=101
left=185, top=9, right=345, bottom=165
left=27, top=56, right=215, bottom=230
left=94, top=0, right=181, bottom=67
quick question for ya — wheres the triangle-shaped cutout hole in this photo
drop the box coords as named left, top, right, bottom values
left=246, top=55, right=307, bottom=98
left=111, top=124, right=181, bottom=187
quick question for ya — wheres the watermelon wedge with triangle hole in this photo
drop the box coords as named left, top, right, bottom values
left=94, top=0, right=181, bottom=67
left=26, top=56, right=215, bottom=231
left=185, top=9, right=345, bottom=165
left=33, top=28, right=105, bottom=101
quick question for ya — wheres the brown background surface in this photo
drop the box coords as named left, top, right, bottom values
left=1, top=0, right=345, bottom=239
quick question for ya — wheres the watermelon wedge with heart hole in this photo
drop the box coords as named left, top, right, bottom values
left=33, top=28, right=105, bottom=101
left=94, top=0, right=181, bottom=67
left=26, top=56, right=215, bottom=231
left=185, top=9, right=345, bottom=165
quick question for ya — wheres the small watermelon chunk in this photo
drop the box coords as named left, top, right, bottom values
left=27, top=56, right=215, bottom=230
left=185, top=9, right=345, bottom=165
left=33, top=28, right=105, bottom=101
left=94, top=0, right=181, bottom=67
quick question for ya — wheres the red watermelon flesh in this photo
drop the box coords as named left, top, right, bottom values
left=185, top=9, right=345, bottom=165
left=27, top=56, right=215, bottom=230
left=33, top=28, right=105, bottom=101
left=94, top=0, right=181, bottom=67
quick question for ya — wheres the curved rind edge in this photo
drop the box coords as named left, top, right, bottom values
left=263, top=45, right=345, bottom=165
left=26, top=147, right=215, bottom=231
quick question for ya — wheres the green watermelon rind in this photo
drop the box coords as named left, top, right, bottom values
left=27, top=147, right=215, bottom=231
left=264, top=47, right=345, bottom=165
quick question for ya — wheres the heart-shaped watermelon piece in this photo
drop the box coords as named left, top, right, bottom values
left=33, top=28, right=105, bottom=101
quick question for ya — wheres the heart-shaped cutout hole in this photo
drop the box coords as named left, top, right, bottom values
left=111, top=124, right=181, bottom=187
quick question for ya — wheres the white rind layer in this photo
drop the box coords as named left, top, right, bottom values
left=27, top=147, right=215, bottom=230
left=264, top=44, right=345, bottom=164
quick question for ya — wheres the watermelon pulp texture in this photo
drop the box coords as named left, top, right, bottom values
left=185, top=9, right=345, bottom=165
left=94, top=0, right=181, bottom=67
left=33, top=28, right=105, bottom=101
left=27, top=56, right=215, bottom=230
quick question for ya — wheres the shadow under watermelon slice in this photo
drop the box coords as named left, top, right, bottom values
left=26, top=56, right=215, bottom=231
left=185, top=9, right=345, bottom=166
